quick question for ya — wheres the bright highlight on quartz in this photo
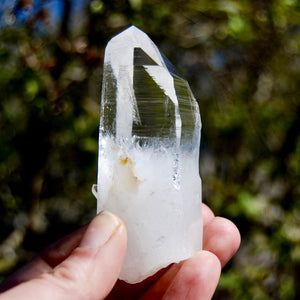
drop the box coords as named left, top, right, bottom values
left=93, top=26, right=202, bottom=283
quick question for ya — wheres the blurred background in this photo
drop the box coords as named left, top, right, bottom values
left=0, top=0, right=299, bottom=299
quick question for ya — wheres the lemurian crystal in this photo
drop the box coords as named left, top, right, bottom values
left=93, top=26, right=202, bottom=284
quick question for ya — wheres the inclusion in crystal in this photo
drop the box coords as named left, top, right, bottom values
left=93, top=26, right=202, bottom=284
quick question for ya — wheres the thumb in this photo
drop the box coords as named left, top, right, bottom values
left=0, top=211, right=127, bottom=300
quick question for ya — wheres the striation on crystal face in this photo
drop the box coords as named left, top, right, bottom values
left=93, top=26, right=202, bottom=284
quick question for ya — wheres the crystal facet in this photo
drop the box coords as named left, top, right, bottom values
left=93, top=26, right=202, bottom=284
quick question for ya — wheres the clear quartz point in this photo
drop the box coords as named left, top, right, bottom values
left=93, top=26, right=202, bottom=284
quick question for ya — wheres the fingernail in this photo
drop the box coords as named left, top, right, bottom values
left=80, top=211, right=121, bottom=248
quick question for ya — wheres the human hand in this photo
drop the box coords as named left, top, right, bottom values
left=0, top=204, right=240, bottom=299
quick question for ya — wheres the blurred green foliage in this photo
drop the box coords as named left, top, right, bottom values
left=0, top=0, right=300, bottom=299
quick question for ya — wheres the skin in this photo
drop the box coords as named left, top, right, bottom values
left=0, top=204, right=241, bottom=300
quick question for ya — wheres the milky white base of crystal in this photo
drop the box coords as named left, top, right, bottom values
left=95, top=136, right=202, bottom=284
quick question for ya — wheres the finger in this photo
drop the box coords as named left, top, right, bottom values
left=40, top=225, right=88, bottom=267
left=0, top=211, right=127, bottom=300
left=137, top=262, right=183, bottom=300
left=202, top=203, right=215, bottom=227
left=163, top=251, right=221, bottom=300
left=141, top=251, right=221, bottom=300
left=107, top=268, right=168, bottom=300
left=203, top=217, right=241, bottom=267
left=0, top=226, right=88, bottom=292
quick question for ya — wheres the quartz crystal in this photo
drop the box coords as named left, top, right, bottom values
left=93, top=26, right=202, bottom=284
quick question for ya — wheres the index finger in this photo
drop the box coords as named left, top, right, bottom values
left=202, top=202, right=215, bottom=227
